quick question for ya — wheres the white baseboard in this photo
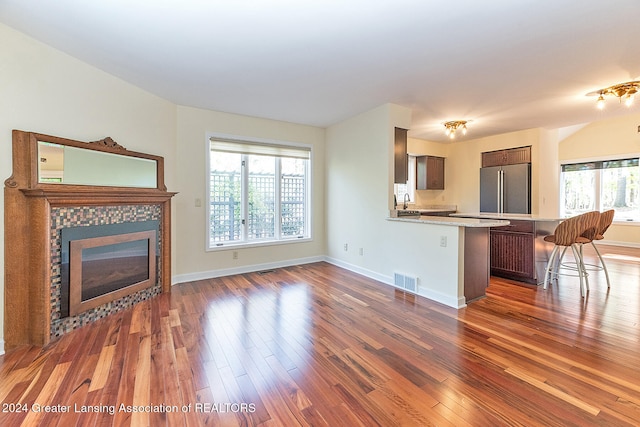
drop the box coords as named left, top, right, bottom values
left=171, top=255, right=325, bottom=285
left=0, top=339, right=4, bottom=356
left=598, top=240, right=640, bottom=249
left=323, top=256, right=391, bottom=285
left=324, top=257, right=464, bottom=309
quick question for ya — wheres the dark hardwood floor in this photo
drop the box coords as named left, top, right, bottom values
left=1, top=244, right=639, bottom=426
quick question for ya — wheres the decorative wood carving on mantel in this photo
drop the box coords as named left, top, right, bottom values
left=4, top=176, right=18, bottom=188
left=89, top=136, right=126, bottom=151
left=4, top=130, right=177, bottom=349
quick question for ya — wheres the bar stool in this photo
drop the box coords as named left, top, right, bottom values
left=587, top=209, right=614, bottom=288
left=543, top=211, right=601, bottom=297
left=558, top=209, right=613, bottom=290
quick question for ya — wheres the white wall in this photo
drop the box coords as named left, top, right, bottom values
left=536, top=128, right=560, bottom=217
left=325, top=104, right=462, bottom=307
left=172, top=106, right=326, bottom=282
left=325, top=104, right=407, bottom=264
left=0, top=23, right=177, bottom=352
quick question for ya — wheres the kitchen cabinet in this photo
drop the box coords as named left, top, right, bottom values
left=490, top=220, right=535, bottom=282
left=394, top=127, right=408, bottom=184
left=482, top=146, right=531, bottom=168
left=416, top=155, right=444, bottom=190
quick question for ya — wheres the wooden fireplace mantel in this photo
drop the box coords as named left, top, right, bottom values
left=20, top=187, right=177, bottom=204
left=4, top=130, right=176, bottom=349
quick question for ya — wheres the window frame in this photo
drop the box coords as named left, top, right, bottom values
left=394, top=155, right=416, bottom=206
left=206, top=133, right=313, bottom=251
left=560, top=154, right=640, bottom=223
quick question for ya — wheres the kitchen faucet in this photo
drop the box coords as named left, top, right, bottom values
left=403, top=193, right=410, bottom=210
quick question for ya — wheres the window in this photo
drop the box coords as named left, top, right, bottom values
left=207, top=137, right=311, bottom=249
left=561, top=157, right=640, bottom=222
left=394, top=155, right=416, bottom=206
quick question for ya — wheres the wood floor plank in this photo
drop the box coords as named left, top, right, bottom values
left=201, top=360, right=240, bottom=426
left=111, top=331, right=139, bottom=426
left=130, top=333, right=151, bottom=427
left=89, top=345, right=115, bottom=393
left=158, top=316, right=186, bottom=427
left=20, top=362, right=70, bottom=427
left=175, top=346, right=203, bottom=427
left=53, top=353, right=99, bottom=427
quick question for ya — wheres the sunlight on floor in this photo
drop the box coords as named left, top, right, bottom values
left=601, top=253, right=640, bottom=262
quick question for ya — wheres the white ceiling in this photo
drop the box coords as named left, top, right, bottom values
left=2, top=0, right=640, bottom=142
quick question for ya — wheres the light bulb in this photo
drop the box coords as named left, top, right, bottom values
left=462, top=124, right=467, bottom=135
left=449, top=130, right=455, bottom=139
left=625, top=93, right=635, bottom=107
left=596, top=94, right=605, bottom=110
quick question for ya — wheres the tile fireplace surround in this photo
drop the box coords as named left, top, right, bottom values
left=49, top=204, right=162, bottom=338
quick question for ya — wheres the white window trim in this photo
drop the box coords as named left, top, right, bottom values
left=205, top=132, right=313, bottom=251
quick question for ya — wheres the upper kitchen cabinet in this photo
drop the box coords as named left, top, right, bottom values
left=416, top=155, right=445, bottom=190
left=481, top=146, right=531, bottom=168
left=394, top=127, right=408, bottom=184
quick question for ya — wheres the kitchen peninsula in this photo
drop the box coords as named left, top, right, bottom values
left=452, top=213, right=560, bottom=284
left=387, top=213, right=509, bottom=307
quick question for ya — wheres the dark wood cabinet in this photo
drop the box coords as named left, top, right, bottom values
left=394, top=127, right=408, bottom=184
left=490, top=221, right=536, bottom=282
left=482, top=146, right=531, bottom=168
left=416, top=155, right=444, bottom=190
left=455, top=214, right=560, bottom=286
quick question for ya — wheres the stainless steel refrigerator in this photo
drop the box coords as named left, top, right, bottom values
left=480, top=163, right=531, bottom=213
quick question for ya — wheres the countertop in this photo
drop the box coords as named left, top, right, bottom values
left=451, top=212, right=562, bottom=222
left=387, top=215, right=510, bottom=228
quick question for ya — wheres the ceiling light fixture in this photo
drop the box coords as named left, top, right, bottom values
left=443, top=120, right=469, bottom=139
left=588, top=81, right=640, bottom=110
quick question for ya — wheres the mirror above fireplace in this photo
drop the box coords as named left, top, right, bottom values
left=4, top=130, right=165, bottom=191
left=38, top=141, right=157, bottom=188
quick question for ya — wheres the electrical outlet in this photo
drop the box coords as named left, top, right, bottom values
left=232, top=251, right=238, bottom=260
left=359, top=247, right=364, bottom=256
left=440, top=236, right=447, bottom=247
left=195, top=198, right=202, bottom=207
left=343, top=243, right=348, bottom=251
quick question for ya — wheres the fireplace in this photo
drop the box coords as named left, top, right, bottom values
left=5, top=130, right=176, bottom=349
left=70, top=231, right=155, bottom=315
left=60, top=221, right=159, bottom=317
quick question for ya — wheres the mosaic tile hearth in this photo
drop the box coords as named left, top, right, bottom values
left=49, top=204, right=163, bottom=338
